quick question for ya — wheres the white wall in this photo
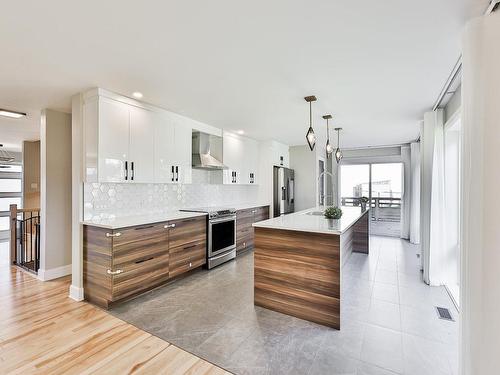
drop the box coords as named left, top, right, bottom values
left=444, top=123, right=460, bottom=293
left=289, top=145, right=318, bottom=211
left=39, top=109, right=72, bottom=281
left=461, top=11, right=500, bottom=375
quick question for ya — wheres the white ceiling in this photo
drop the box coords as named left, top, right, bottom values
left=0, top=0, right=488, bottom=151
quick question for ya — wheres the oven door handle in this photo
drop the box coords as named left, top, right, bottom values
left=209, top=216, right=236, bottom=224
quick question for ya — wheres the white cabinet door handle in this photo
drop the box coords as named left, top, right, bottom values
left=107, top=269, right=123, bottom=275
left=164, top=223, right=176, bottom=229
left=106, top=232, right=121, bottom=237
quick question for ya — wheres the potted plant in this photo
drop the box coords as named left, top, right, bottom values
left=324, top=206, right=343, bottom=219
left=359, top=197, right=369, bottom=211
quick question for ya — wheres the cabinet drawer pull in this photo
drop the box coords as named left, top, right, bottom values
left=106, top=232, right=121, bottom=237
left=107, top=269, right=123, bottom=275
left=183, top=243, right=197, bottom=250
left=164, top=223, right=176, bottom=229
left=189, top=262, right=192, bottom=268
left=135, top=257, right=154, bottom=264
left=135, top=225, right=154, bottom=230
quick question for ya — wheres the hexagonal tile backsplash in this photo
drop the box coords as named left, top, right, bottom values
left=83, top=174, right=259, bottom=220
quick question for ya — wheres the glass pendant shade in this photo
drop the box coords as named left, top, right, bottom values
left=334, top=127, right=343, bottom=163
left=335, top=148, right=343, bottom=163
left=304, top=96, right=317, bottom=151
left=323, top=115, right=333, bottom=158
left=326, top=140, right=334, bottom=157
left=306, top=126, right=316, bottom=151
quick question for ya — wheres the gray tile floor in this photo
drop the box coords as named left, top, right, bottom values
left=111, top=236, right=459, bottom=375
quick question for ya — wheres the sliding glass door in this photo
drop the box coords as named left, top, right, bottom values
left=340, top=162, right=403, bottom=237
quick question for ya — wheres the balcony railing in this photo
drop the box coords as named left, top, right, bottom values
left=10, top=204, right=41, bottom=274
left=341, top=197, right=401, bottom=222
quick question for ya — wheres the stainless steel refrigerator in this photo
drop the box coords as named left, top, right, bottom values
left=273, top=166, right=295, bottom=217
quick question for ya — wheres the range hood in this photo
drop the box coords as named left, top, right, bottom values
left=192, top=131, right=227, bottom=170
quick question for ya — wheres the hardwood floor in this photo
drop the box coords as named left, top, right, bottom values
left=0, top=266, right=231, bottom=375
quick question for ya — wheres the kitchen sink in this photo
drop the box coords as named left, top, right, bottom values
left=305, top=211, right=325, bottom=216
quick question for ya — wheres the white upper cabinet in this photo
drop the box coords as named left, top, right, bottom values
left=129, top=106, right=155, bottom=183
left=83, top=89, right=264, bottom=186
left=154, top=113, right=176, bottom=183
left=83, top=90, right=194, bottom=184
left=172, top=116, right=192, bottom=184
left=222, top=132, right=259, bottom=185
left=98, top=97, right=130, bottom=182
left=153, top=113, right=192, bottom=184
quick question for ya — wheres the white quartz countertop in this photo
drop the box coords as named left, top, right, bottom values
left=252, top=206, right=367, bottom=235
left=81, top=211, right=207, bottom=230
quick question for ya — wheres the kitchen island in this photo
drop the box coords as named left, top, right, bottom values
left=252, top=206, right=369, bottom=329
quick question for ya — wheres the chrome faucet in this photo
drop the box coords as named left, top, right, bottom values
left=317, top=171, right=335, bottom=207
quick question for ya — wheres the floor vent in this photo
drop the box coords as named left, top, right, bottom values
left=436, top=306, right=454, bottom=321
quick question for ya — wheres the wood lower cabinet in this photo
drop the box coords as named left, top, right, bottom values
left=169, top=239, right=206, bottom=278
left=83, top=215, right=206, bottom=309
left=236, top=205, right=269, bottom=254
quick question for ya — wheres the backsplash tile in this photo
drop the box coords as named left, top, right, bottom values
left=84, top=173, right=259, bottom=221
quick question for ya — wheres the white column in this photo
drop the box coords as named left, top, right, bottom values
left=39, top=110, right=72, bottom=281
left=461, top=11, right=500, bottom=375
left=69, top=94, right=84, bottom=301
left=409, top=141, right=420, bottom=244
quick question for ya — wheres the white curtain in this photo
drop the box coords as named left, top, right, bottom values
left=400, top=145, right=411, bottom=239
left=428, top=115, right=446, bottom=285
left=409, top=142, right=420, bottom=244
left=420, top=110, right=445, bottom=285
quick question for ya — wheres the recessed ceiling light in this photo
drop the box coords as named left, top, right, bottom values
left=237, top=130, right=245, bottom=135
left=132, top=92, right=143, bottom=99
left=0, top=109, right=26, bottom=119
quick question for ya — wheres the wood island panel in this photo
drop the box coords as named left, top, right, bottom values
left=254, top=227, right=341, bottom=329
left=353, top=210, right=369, bottom=253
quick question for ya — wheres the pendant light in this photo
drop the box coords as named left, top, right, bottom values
left=304, top=96, right=317, bottom=151
left=334, top=127, right=343, bottom=163
left=323, top=115, right=334, bottom=158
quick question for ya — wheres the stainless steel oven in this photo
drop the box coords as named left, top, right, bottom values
left=208, top=214, right=236, bottom=257
left=181, top=207, right=236, bottom=269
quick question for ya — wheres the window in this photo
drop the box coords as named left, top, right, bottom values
left=0, top=217, right=9, bottom=231
left=340, top=162, right=403, bottom=237
left=0, top=179, right=22, bottom=193
left=0, top=162, right=23, bottom=241
left=0, top=197, right=22, bottom=211
left=0, top=164, right=22, bottom=173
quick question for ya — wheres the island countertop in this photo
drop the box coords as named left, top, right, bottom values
left=252, top=206, right=367, bottom=235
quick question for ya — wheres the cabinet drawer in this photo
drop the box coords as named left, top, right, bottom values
left=168, top=216, right=206, bottom=249
left=169, top=239, right=206, bottom=278
left=112, top=222, right=169, bottom=265
left=112, top=251, right=170, bottom=301
left=237, top=233, right=254, bottom=252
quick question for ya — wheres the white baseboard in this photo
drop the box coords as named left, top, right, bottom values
left=37, top=264, right=72, bottom=281
left=69, top=284, right=84, bottom=301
